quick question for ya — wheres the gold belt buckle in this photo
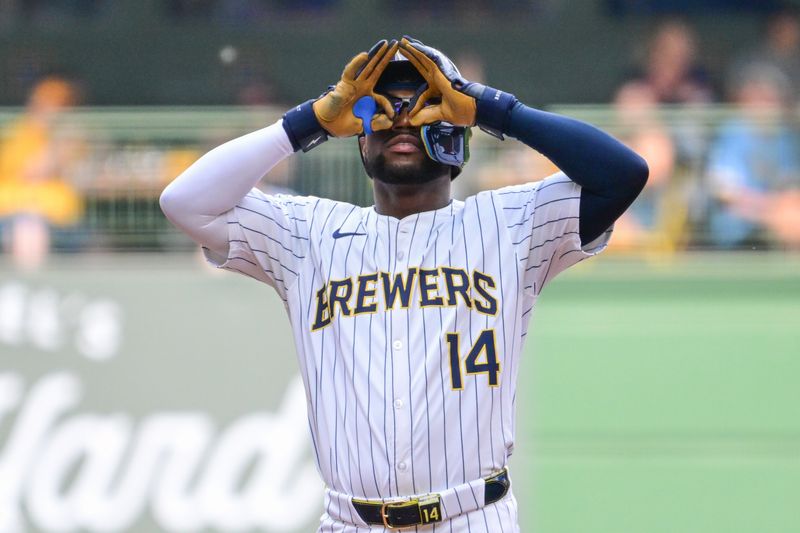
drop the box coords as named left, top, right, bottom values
left=380, top=495, right=442, bottom=529
left=380, top=499, right=412, bottom=530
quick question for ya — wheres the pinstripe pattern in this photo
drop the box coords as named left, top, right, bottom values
left=204, top=173, right=612, bottom=532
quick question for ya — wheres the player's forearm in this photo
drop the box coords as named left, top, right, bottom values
left=505, top=103, right=648, bottom=243
left=159, top=120, right=293, bottom=225
left=506, top=103, right=648, bottom=194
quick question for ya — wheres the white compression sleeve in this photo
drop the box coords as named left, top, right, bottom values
left=159, top=120, right=295, bottom=257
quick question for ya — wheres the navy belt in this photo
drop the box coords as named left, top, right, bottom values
left=351, top=468, right=510, bottom=529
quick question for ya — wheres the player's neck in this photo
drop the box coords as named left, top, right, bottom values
left=373, top=176, right=452, bottom=220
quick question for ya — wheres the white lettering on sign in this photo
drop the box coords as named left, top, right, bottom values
left=0, top=282, right=122, bottom=361
left=0, top=372, right=320, bottom=532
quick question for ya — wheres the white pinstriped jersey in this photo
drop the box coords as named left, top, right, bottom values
left=206, top=172, right=611, bottom=531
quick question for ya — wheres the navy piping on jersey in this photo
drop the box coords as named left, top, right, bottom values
left=536, top=248, right=561, bottom=295
left=490, top=193, right=511, bottom=451
left=405, top=213, right=420, bottom=495
left=329, top=204, right=359, bottom=493
left=228, top=239, right=299, bottom=277
left=510, top=216, right=580, bottom=245
left=225, top=256, right=290, bottom=293
left=531, top=215, right=580, bottom=233
left=367, top=219, right=382, bottom=497
left=526, top=231, right=580, bottom=256
left=524, top=257, right=549, bottom=272
left=236, top=203, right=309, bottom=239
left=315, top=202, right=347, bottom=491
left=494, top=176, right=572, bottom=196
left=473, top=197, right=487, bottom=480
left=382, top=217, right=392, bottom=497
left=422, top=212, right=437, bottom=491
left=332, top=205, right=359, bottom=497
left=460, top=204, right=475, bottom=483
left=390, top=217, right=400, bottom=496
left=351, top=211, right=370, bottom=498
left=224, top=252, right=256, bottom=266
left=232, top=221, right=306, bottom=259
left=434, top=216, right=451, bottom=488
left=509, top=196, right=581, bottom=229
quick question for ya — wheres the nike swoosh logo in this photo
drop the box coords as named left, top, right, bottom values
left=332, top=229, right=367, bottom=239
left=307, top=136, right=323, bottom=147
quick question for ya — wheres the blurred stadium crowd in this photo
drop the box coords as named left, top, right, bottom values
left=1, top=0, right=800, bottom=269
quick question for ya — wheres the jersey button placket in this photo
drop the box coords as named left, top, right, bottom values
left=391, top=220, right=413, bottom=493
left=396, top=221, right=411, bottom=265
left=391, top=315, right=412, bottom=493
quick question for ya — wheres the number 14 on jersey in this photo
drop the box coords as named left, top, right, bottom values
left=446, top=329, right=500, bottom=389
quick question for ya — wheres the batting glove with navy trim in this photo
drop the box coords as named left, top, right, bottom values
left=283, top=39, right=399, bottom=152
left=399, top=36, right=517, bottom=139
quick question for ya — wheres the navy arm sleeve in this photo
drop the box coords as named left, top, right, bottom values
left=504, top=103, right=649, bottom=244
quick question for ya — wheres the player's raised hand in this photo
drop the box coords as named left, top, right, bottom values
left=399, top=36, right=517, bottom=138
left=312, top=39, right=399, bottom=137
left=398, top=36, right=476, bottom=127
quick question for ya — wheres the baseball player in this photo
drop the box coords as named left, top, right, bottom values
left=160, top=37, right=648, bottom=531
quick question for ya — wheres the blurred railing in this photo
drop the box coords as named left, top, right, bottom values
left=1, top=105, right=798, bottom=253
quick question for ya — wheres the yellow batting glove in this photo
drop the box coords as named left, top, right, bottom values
left=312, top=39, right=399, bottom=137
left=399, top=36, right=519, bottom=140
left=398, top=37, right=477, bottom=128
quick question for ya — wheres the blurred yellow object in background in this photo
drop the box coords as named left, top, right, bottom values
left=0, top=77, right=83, bottom=226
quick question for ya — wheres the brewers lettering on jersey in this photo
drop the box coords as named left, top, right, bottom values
left=160, top=36, right=648, bottom=532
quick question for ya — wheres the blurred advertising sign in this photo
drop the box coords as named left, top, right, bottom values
left=0, top=255, right=322, bottom=532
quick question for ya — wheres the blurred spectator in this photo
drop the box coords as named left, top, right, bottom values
left=0, top=76, right=84, bottom=269
left=609, top=82, right=693, bottom=252
left=728, top=8, right=800, bottom=103
left=615, top=18, right=714, bottom=197
left=616, top=19, right=715, bottom=104
left=706, top=64, right=800, bottom=248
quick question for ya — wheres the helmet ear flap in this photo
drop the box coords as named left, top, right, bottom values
left=420, top=124, right=470, bottom=178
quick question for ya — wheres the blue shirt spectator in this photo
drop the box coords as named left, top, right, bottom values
left=707, top=64, right=800, bottom=247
